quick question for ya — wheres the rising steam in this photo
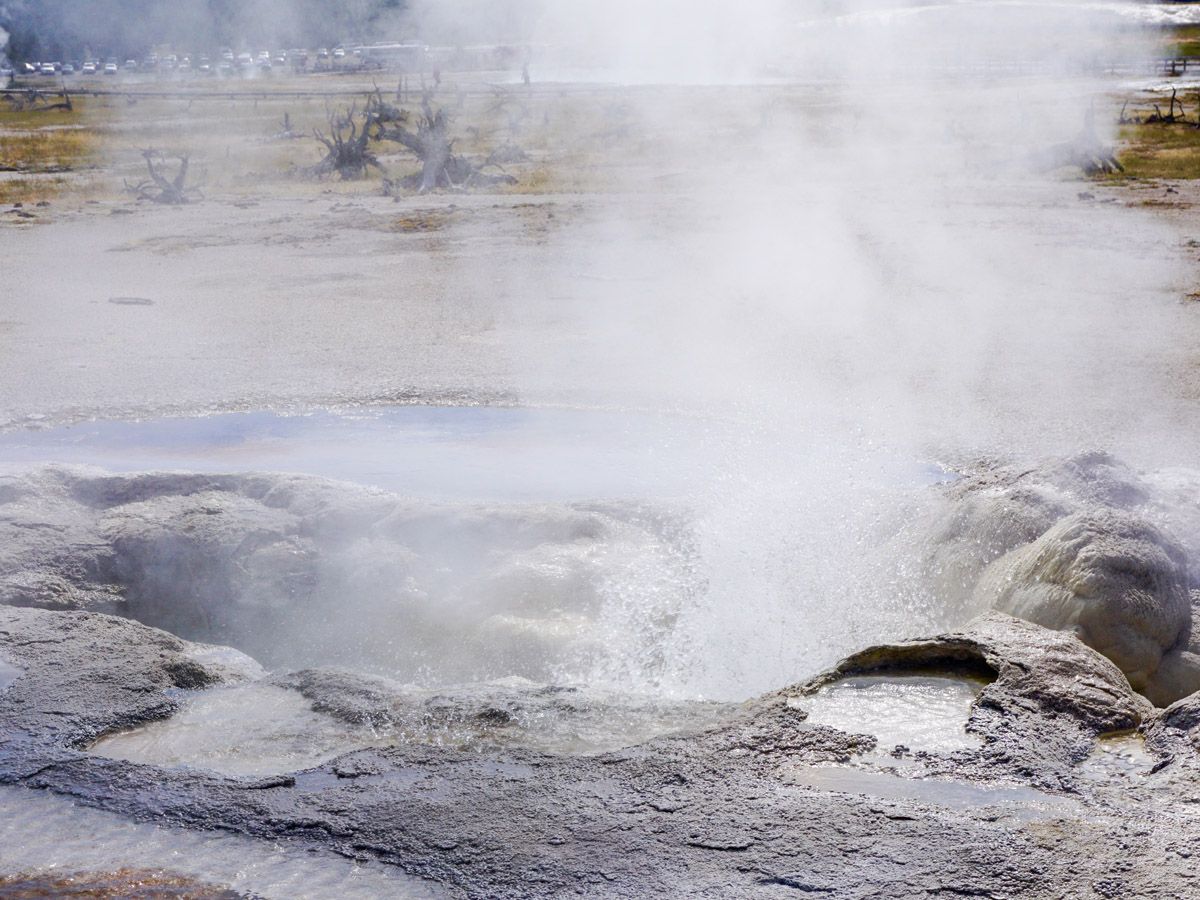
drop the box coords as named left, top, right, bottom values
left=5, top=1, right=1197, bottom=702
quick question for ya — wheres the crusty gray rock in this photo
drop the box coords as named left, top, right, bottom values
left=921, top=451, right=1149, bottom=617
left=975, top=509, right=1191, bottom=704
left=3, top=605, right=1200, bottom=898
left=0, top=605, right=237, bottom=747
left=792, top=612, right=1154, bottom=787
left=926, top=451, right=1200, bottom=704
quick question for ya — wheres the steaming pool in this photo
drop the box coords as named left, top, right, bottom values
left=0, top=403, right=960, bottom=705
left=0, top=405, right=955, bottom=500
left=0, top=405, right=977, bottom=894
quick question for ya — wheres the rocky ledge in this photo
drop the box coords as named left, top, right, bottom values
left=1, top=604, right=1199, bottom=898
left=2, top=455, right=1200, bottom=897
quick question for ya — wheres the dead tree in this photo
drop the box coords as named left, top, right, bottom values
left=274, top=111, right=303, bottom=140
left=1035, top=108, right=1123, bottom=176
left=125, top=149, right=203, bottom=203
left=375, top=95, right=516, bottom=192
left=310, top=103, right=380, bottom=179
left=1146, top=88, right=1186, bottom=124
left=367, top=86, right=406, bottom=125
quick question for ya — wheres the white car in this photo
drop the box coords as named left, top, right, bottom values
left=103, top=61, right=119, bottom=75
left=81, top=61, right=97, bottom=75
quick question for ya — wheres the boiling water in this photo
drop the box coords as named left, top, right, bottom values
left=0, top=785, right=441, bottom=899
left=0, top=406, right=959, bottom=701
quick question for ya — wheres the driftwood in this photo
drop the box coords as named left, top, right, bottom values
left=125, top=149, right=203, bottom=203
left=309, top=103, right=380, bottom=179
left=375, top=94, right=516, bottom=192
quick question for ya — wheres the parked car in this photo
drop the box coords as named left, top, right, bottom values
left=81, top=60, right=97, bottom=75
left=39, top=62, right=57, bottom=76
left=197, top=56, right=212, bottom=73
left=61, top=62, right=75, bottom=75
left=103, top=60, right=119, bottom=75
left=123, top=59, right=138, bottom=70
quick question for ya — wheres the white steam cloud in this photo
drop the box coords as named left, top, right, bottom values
left=477, top=1, right=1193, bottom=696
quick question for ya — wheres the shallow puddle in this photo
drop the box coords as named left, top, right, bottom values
left=91, top=684, right=395, bottom=777
left=1081, top=733, right=1157, bottom=781
left=0, top=785, right=440, bottom=899
left=784, top=765, right=1079, bottom=823
left=799, top=675, right=984, bottom=753
left=90, top=679, right=735, bottom=777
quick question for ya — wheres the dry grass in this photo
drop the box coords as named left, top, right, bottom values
left=1167, top=24, right=1200, bottom=58
left=0, top=129, right=98, bottom=172
left=0, top=175, right=70, bottom=205
left=1115, top=121, right=1200, bottom=180
left=0, top=95, right=100, bottom=203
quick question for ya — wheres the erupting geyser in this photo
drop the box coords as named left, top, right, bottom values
left=4, top=0, right=1200, bottom=896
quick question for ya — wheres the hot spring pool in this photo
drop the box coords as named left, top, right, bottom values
left=799, top=674, right=986, bottom=754
left=0, top=405, right=957, bottom=501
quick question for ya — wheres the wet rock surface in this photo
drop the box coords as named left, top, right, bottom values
left=4, top=458, right=1200, bottom=895
left=0, top=868, right=247, bottom=899
left=2, top=603, right=1200, bottom=898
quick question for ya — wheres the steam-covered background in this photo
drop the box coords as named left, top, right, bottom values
left=4, top=1, right=1200, bottom=702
